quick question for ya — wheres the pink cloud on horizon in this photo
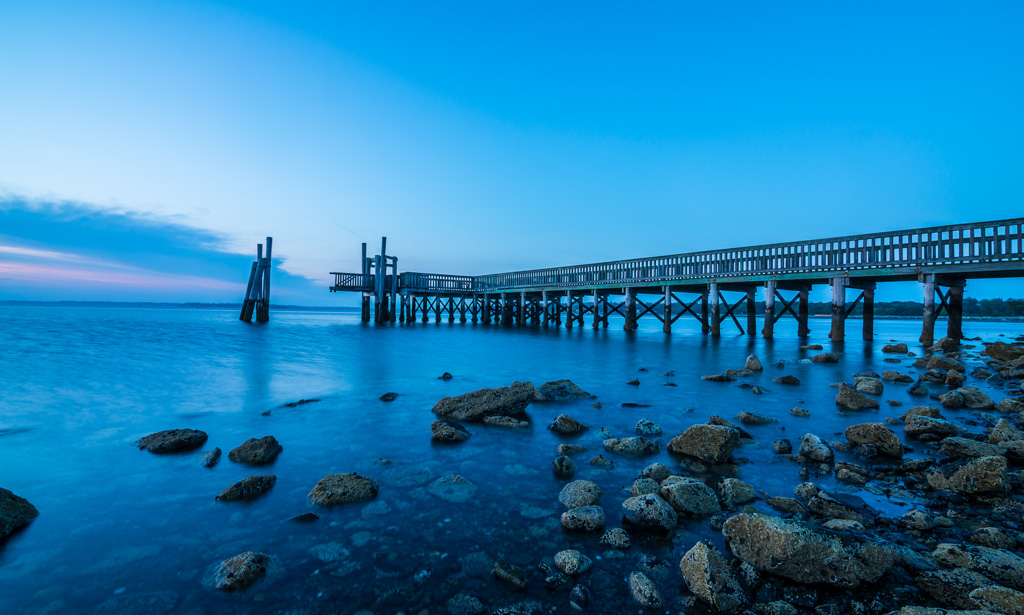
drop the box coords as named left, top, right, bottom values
left=0, top=261, right=240, bottom=291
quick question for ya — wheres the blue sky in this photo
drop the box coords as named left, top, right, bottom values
left=0, top=2, right=1021, bottom=304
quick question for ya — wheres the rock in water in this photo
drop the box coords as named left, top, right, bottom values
left=554, top=550, right=593, bottom=575
left=439, top=372, right=454, bottom=380
left=811, top=352, right=839, bottom=363
left=600, top=528, right=632, bottom=549
left=214, top=551, right=270, bottom=590
left=722, top=513, right=896, bottom=587
left=95, top=591, right=178, bottom=615
left=216, top=475, right=276, bottom=502
left=982, top=341, right=1024, bottom=362
left=535, top=380, right=594, bottom=401
left=560, top=505, right=605, bottom=532
left=621, top=494, right=678, bottom=532
left=431, top=381, right=535, bottom=421
left=926, top=456, right=1009, bottom=494
left=635, top=419, right=662, bottom=436
left=835, top=383, right=880, bottom=411
left=668, top=424, right=740, bottom=464
left=548, top=414, right=587, bottom=434
left=428, top=475, right=478, bottom=503
left=200, top=447, right=221, bottom=468
left=932, top=543, right=1024, bottom=591
left=844, top=423, right=903, bottom=458
left=493, top=558, right=528, bottom=590
left=431, top=419, right=470, bottom=442
left=629, top=571, right=664, bottom=609
left=308, top=473, right=379, bottom=506
left=228, top=436, right=282, bottom=465
left=679, top=541, right=747, bottom=612
left=854, top=377, right=883, bottom=395
left=552, top=455, right=576, bottom=478
left=882, top=343, right=909, bottom=353
left=603, top=436, right=659, bottom=457
left=379, top=392, right=398, bottom=402
left=774, top=375, right=800, bottom=385
left=904, top=414, right=961, bottom=438
left=0, top=487, right=39, bottom=538
left=799, top=433, right=834, bottom=464
left=718, top=478, right=756, bottom=507
left=660, top=477, right=721, bottom=516
left=559, top=480, right=601, bottom=508
left=447, top=594, right=484, bottom=615
left=743, top=354, right=763, bottom=371
left=136, top=428, right=208, bottom=453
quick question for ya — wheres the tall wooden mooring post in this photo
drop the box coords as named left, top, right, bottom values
left=355, top=237, right=397, bottom=324
left=240, top=237, right=272, bottom=323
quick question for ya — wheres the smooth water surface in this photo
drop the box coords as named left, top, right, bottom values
left=1, top=306, right=1021, bottom=613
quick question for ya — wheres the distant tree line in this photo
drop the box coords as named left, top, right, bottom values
left=725, top=297, right=1024, bottom=317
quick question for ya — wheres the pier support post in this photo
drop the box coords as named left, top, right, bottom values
left=947, top=284, right=964, bottom=340
left=447, top=297, right=454, bottom=323
left=501, top=293, right=512, bottom=326
left=920, top=274, right=936, bottom=346
left=829, top=277, right=846, bottom=341
left=663, top=286, right=672, bottom=334
left=542, top=291, right=549, bottom=326
left=709, top=282, right=721, bottom=337
left=566, top=290, right=573, bottom=329
left=471, top=295, right=478, bottom=323
left=798, top=286, right=810, bottom=337
left=459, top=297, right=467, bottom=323
left=624, top=288, right=637, bottom=331
left=422, top=298, right=430, bottom=323
left=745, top=290, right=756, bottom=336
left=400, top=294, right=407, bottom=323
left=519, top=291, right=526, bottom=326
left=601, top=295, right=609, bottom=327
left=593, top=290, right=601, bottom=329
left=701, top=292, right=710, bottom=334
left=483, top=294, right=491, bottom=324
left=862, top=286, right=875, bottom=340
left=762, top=280, right=775, bottom=339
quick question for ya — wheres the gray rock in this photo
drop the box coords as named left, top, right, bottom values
left=554, top=549, right=593, bottom=575
left=844, top=423, right=903, bottom=458
left=835, top=383, right=880, bottom=411
left=933, top=543, right=1024, bottom=591
left=228, top=435, right=282, bottom=465
left=939, top=390, right=965, bottom=409
left=603, top=436, right=659, bottom=457
left=744, top=354, right=763, bottom=371
left=600, top=527, right=631, bottom=549
left=737, top=411, right=778, bottom=425
left=799, top=433, right=834, bottom=464
left=214, top=551, right=270, bottom=590
left=854, top=377, right=884, bottom=396
left=668, top=424, right=740, bottom=464
left=199, top=447, right=221, bottom=468
left=679, top=541, right=747, bottom=612
left=548, top=414, right=587, bottom=434
left=447, top=593, right=484, bottom=615
left=557, top=443, right=588, bottom=456
left=535, top=380, right=594, bottom=401
left=938, top=437, right=1004, bottom=459
left=811, top=352, right=839, bottom=363
left=882, top=343, right=909, bottom=353
left=309, top=473, right=379, bottom=506
left=432, top=381, right=535, bottom=421
left=483, top=415, right=530, bottom=429
left=493, top=558, right=528, bottom=590
left=631, top=477, right=661, bottom=497
left=621, top=493, right=678, bottom=532
left=904, top=414, right=962, bottom=439
left=774, top=375, right=801, bottom=385
left=772, top=439, right=793, bottom=454
left=722, top=513, right=896, bottom=588
left=917, top=567, right=995, bottom=609
left=982, top=341, right=1024, bottom=362
left=560, top=505, right=605, bottom=532
left=807, top=491, right=879, bottom=527
left=553, top=455, right=576, bottom=479
left=0, top=487, right=38, bottom=538
left=989, top=418, right=1024, bottom=444
left=136, top=428, right=208, bottom=453
left=428, top=475, right=478, bottom=503
left=642, top=462, right=672, bottom=482
left=216, top=475, right=276, bottom=502
left=958, top=387, right=996, bottom=409
left=881, top=370, right=915, bottom=383
left=559, top=480, right=602, bottom=508
left=718, top=478, right=756, bottom=508
left=635, top=418, right=662, bottom=436
left=660, top=476, right=721, bottom=516
left=926, top=456, right=1009, bottom=494
left=969, top=585, right=1024, bottom=614
left=431, top=420, right=471, bottom=442
left=628, top=571, right=665, bottom=609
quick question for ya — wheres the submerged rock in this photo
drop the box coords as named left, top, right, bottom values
left=228, top=436, right=282, bottom=465
left=535, top=380, right=594, bottom=401
left=811, top=352, right=839, bottom=363
left=554, top=549, right=593, bottom=575
left=679, top=541, right=747, bottom=612
left=774, top=375, right=801, bottom=385
left=199, top=447, right=221, bottom=468
left=603, top=436, right=659, bottom=457
left=428, top=475, right=477, bottom=503
left=548, top=414, right=587, bottom=434
left=552, top=455, right=576, bottom=479
left=628, top=571, right=664, bottom=609
left=736, top=411, right=777, bottom=425
left=214, top=551, right=270, bottom=591
left=660, top=477, right=721, bottom=516
left=216, top=475, right=276, bottom=502
left=447, top=593, right=484, bottom=615
left=308, top=473, right=379, bottom=506
left=493, top=558, right=528, bottom=590
left=600, top=527, right=632, bottom=549
left=668, top=424, right=740, bottom=464
left=431, top=381, right=535, bottom=421
left=0, top=487, right=38, bottom=538
left=136, top=428, right=208, bottom=453
left=483, top=415, right=530, bottom=429
left=379, top=392, right=398, bottom=402
left=431, top=419, right=470, bottom=442
left=722, top=513, right=896, bottom=588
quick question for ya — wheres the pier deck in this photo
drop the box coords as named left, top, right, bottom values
left=330, top=218, right=1024, bottom=344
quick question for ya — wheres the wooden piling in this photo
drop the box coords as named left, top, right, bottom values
left=519, top=291, right=526, bottom=326
left=360, top=243, right=370, bottom=322
left=829, top=277, right=846, bottom=341
left=920, top=274, right=936, bottom=346
left=623, top=288, right=636, bottom=330
left=663, top=287, right=672, bottom=333
left=566, top=290, right=573, bottom=329
left=709, top=282, right=721, bottom=337
left=542, top=290, right=549, bottom=326
left=501, top=293, right=512, bottom=326
left=240, top=261, right=258, bottom=322
left=862, top=286, right=874, bottom=341
left=483, top=294, right=491, bottom=324
left=595, top=289, right=603, bottom=329
left=701, top=292, right=710, bottom=334
left=435, top=295, right=442, bottom=323
left=947, top=284, right=964, bottom=339
left=745, top=290, right=756, bottom=336
left=798, top=287, right=810, bottom=337
left=762, top=280, right=775, bottom=339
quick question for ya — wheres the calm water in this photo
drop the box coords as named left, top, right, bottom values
left=1, top=306, right=1021, bottom=614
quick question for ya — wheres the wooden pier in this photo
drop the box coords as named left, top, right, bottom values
left=330, top=219, right=1024, bottom=343
left=240, top=237, right=273, bottom=323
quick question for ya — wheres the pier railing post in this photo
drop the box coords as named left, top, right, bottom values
left=829, top=277, right=846, bottom=341
left=745, top=289, right=756, bottom=336
left=709, top=282, right=721, bottom=337
left=762, top=280, right=775, bottom=339
left=920, top=274, right=936, bottom=346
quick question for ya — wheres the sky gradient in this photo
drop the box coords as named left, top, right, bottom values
left=1, top=2, right=1021, bottom=304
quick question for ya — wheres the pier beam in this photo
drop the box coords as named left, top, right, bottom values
left=862, top=286, right=874, bottom=340
left=920, top=274, right=937, bottom=346
left=829, top=277, right=846, bottom=341
left=623, top=288, right=637, bottom=331
left=709, top=282, right=721, bottom=337
left=745, top=290, right=756, bottom=336
left=947, top=284, right=964, bottom=340
left=762, top=280, right=775, bottom=339
left=798, top=287, right=810, bottom=337
left=663, top=287, right=672, bottom=334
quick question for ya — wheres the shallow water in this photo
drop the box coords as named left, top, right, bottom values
left=1, top=306, right=1021, bottom=614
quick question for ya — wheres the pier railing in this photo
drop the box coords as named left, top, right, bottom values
left=332, top=218, right=1023, bottom=294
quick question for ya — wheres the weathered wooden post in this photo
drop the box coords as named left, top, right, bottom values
left=709, top=282, right=721, bottom=337
left=701, top=292, right=710, bottom=334
left=745, top=289, right=756, bottom=336
left=501, top=293, right=512, bottom=326
left=624, top=288, right=636, bottom=330
left=541, top=290, right=549, bottom=326
left=389, top=256, right=398, bottom=323
left=435, top=294, right=442, bottom=323
left=762, top=280, right=775, bottom=339
left=360, top=243, right=370, bottom=322
left=829, top=277, right=846, bottom=341
left=240, top=239, right=273, bottom=323
left=447, top=297, right=455, bottom=323
left=240, top=261, right=257, bottom=322
left=595, top=290, right=603, bottom=329
left=920, top=274, right=936, bottom=346
left=519, top=291, right=526, bottom=326
left=482, top=294, right=491, bottom=324
left=947, top=284, right=964, bottom=339
left=663, top=286, right=672, bottom=334
left=470, top=295, right=478, bottom=323
left=565, top=290, right=573, bottom=329
left=798, top=286, right=810, bottom=337
left=862, top=286, right=875, bottom=340
left=422, top=298, right=430, bottom=323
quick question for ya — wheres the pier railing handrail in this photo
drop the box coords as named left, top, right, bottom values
left=332, top=218, right=1023, bottom=293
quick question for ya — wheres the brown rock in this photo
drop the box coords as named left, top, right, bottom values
left=844, top=423, right=903, bottom=458
left=668, top=424, right=740, bottom=464
left=431, top=381, right=535, bottom=421
left=308, top=473, right=379, bottom=506
left=228, top=436, right=282, bottom=465
left=216, top=475, right=276, bottom=502
left=214, top=551, right=270, bottom=591
left=926, top=456, right=1008, bottom=494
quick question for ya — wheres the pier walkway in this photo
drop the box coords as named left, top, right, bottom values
left=329, top=218, right=1024, bottom=344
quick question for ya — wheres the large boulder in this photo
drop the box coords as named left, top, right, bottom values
left=309, top=473, right=379, bottom=506
left=938, top=437, right=1004, bottom=459
left=216, top=475, right=276, bottom=502
left=882, top=343, right=909, bottom=354
left=214, top=551, right=271, bottom=591
left=722, top=513, right=896, bottom=588
left=799, top=433, right=834, bottom=464
left=136, top=428, right=208, bottom=453
left=0, top=487, right=39, bottom=538
left=904, top=415, right=962, bottom=439
left=432, top=382, right=536, bottom=421
left=228, top=436, right=283, bottom=465
left=970, top=585, right=1024, bottom=614
left=933, top=543, right=1024, bottom=591
left=621, top=494, right=678, bottom=532
left=854, top=377, right=884, bottom=396
left=845, top=423, right=903, bottom=458
left=603, top=437, right=659, bottom=457
left=679, top=541, right=747, bottom=613
left=558, top=480, right=601, bottom=508
left=926, top=456, right=1008, bottom=494
left=836, top=383, right=880, bottom=411
left=807, top=491, right=879, bottom=527
left=811, top=352, right=840, bottom=363
left=982, top=341, right=1024, bottom=362
left=554, top=549, right=593, bottom=575
left=989, top=419, right=1024, bottom=445
left=668, top=424, right=740, bottom=464
left=717, top=478, right=756, bottom=508
left=917, top=567, right=999, bottom=609
left=660, top=477, right=721, bottom=516
left=548, top=414, right=587, bottom=434
left=431, top=420, right=470, bottom=442
left=535, top=380, right=594, bottom=401
left=956, top=387, right=995, bottom=409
